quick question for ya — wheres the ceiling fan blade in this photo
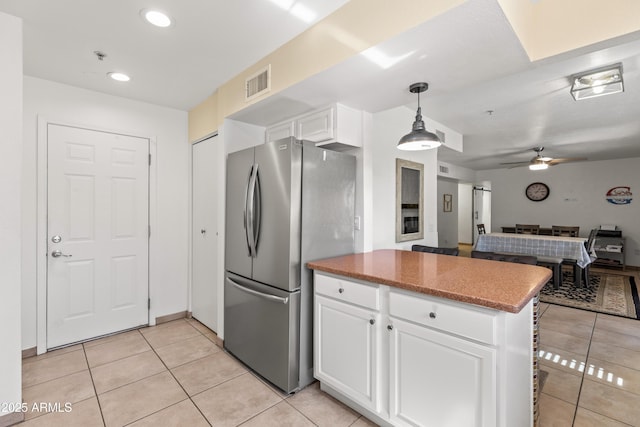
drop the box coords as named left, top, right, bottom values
left=548, top=157, right=588, bottom=165
left=499, top=160, right=531, bottom=165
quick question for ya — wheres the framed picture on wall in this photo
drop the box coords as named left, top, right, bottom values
left=443, top=194, right=452, bottom=212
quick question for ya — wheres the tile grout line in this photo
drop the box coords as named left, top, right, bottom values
left=82, top=342, right=108, bottom=427
left=136, top=321, right=214, bottom=427
left=281, top=398, right=322, bottom=426
left=170, top=320, right=316, bottom=426
left=569, top=312, right=598, bottom=426
left=573, top=312, right=640, bottom=426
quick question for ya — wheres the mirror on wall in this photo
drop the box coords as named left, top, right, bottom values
left=396, top=158, right=424, bottom=242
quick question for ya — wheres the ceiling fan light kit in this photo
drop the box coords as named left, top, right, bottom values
left=528, top=160, right=548, bottom=171
left=500, top=146, right=587, bottom=170
left=570, top=63, right=623, bottom=101
left=397, top=82, right=442, bottom=151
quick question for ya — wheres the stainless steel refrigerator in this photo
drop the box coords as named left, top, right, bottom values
left=224, top=137, right=355, bottom=393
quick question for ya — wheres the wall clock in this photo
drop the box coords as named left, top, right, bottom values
left=525, top=182, right=549, bottom=202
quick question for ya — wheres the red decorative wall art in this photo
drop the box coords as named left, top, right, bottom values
left=605, top=186, right=632, bottom=205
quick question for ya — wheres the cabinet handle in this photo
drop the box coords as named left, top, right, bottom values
left=429, top=312, right=437, bottom=319
left=338, top=288, right=344, bottom=294
left=387, top=325, right=393, bottom=331
left=369, top=319, right=375, bottom=325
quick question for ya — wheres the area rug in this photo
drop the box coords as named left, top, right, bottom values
left=539, top=271, right=640, bottom=320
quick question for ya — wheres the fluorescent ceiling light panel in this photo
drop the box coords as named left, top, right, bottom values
left=570, top=64, right=623, bottom=100
left=290, top=3, right=316, bottom=22
left=268, top=0, right=316, bottom=23
left=361, top=47, right=415, bottom=69
left=269, top=0, right=295, bottom=10
left=108, top=72, right=131, bottom=82
left=141, top=9, right=172, bottom=27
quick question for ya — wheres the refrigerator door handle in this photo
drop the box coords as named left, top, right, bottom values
left=226, top=277, right=289, bottom=304
left=246, top=163, right=259, bottom=257
left=253, top=167, right=262, bottom=253
left=243, top=166, right=253, bottom=256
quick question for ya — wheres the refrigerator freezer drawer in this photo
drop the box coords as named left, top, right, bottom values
left=224, top=272, right=300, bottom=393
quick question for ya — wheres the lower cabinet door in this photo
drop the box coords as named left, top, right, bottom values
left=389, top=318, right=496, bottom=427
left=315, top=295, right=379, bottom=412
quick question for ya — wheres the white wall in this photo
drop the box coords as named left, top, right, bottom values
left=0, top=11, right=23, bottom=421
left=372, top=106, right=438, bottom=249
left=458, top=183, right=473, bottom=244
left=22, top=77, right=189, bottom=350
left=437, top=178, right=459, bottom=247
left=478, top=158, right=640, bottom=267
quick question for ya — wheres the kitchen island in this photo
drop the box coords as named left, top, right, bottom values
left=307, top=249, right=551, bottom=427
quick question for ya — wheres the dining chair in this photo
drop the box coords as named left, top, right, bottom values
left=412, top=245, right=459, bottom=256
left=471, top=250, right=537, bottom=265
left=515, top=224, right=540, bottom=235
left=564, top=228, right=598, bottom=287
left=474, top=247, right=561, bottom=289
left=551, top=225, right=580, bottom=237
left=477, top=224, right=486, bottom=235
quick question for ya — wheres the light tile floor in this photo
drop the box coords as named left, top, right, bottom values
left=18, top=270, right=640, bottom=426
left=19, top=318, right=376, bottom=427
left=538, top=269, right=640, bottom=427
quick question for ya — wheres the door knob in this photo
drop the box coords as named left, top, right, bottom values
left=51, top=250, right=72, bottom=258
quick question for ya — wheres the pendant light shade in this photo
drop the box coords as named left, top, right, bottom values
left=397, top=82, right=441, bottom=151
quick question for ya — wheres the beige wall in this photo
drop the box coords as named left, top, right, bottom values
left=188, top=91, right=219, bottom=142
left=188, top=0, right=465, bottom=142
left=498, top=0, right=640, bottom=61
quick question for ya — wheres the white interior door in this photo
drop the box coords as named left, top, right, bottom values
left=191, top=136, right=218, bottom=332
left=47, top=124, right=149, bottom=348
left=473, top=186, right=492, bottom=243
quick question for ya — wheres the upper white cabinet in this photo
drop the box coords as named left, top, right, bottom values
left=265, top=121, right=295, bottom=142
left=265, top=103, right=363, bottom=150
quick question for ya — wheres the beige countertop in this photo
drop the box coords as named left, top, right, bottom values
left=307, top=249, right=552, bottom=313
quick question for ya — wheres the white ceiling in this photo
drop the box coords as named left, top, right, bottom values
left=0, top=0, right=350, bottom=110
left=3, top=0, right=640, bottom=170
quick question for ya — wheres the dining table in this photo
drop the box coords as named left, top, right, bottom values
left=474, top=232, right=592, bottom=286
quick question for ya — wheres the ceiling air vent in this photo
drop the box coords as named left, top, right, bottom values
left=436, top=129, right=446, bottom=144
left=245, top=65, right=271, bottom=101
left=439, top=165, right=449, bottom=174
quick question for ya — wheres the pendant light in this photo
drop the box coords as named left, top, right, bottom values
left=397, top=82, right=441, bottom=151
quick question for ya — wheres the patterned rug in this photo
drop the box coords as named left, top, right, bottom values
left=540, top=271, right=640, bottom=319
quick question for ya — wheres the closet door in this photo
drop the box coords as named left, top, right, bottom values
left=192, top=135, right=219, bottom=331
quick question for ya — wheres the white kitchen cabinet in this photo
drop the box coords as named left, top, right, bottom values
left=389, top=311, right=496, bottom=427
left=314, top=274, right=380, bottom=413
left=313, top=272, right=534, bottom=427
left=265, top=120, right=295, bottom=143
left=265, top=103, right=363, bottom=150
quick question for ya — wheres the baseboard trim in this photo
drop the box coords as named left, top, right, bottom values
left=0, top=412, right=24, bottom=427
left=155, top=311, right=188, bottom=325
left=22, top=347, right=37, bottom=359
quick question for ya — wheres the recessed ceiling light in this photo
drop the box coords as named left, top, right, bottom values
left=141, top=9, right=172, bottom=27
left=108, top=72, right=131, bottom=82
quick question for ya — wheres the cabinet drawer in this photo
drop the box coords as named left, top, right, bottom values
left=315, top=274, right=379, bottom=310
left=389, top=290, right=497, bottom=345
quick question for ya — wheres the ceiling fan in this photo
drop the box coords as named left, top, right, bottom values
left=500, top=147, right=587, bottom=170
